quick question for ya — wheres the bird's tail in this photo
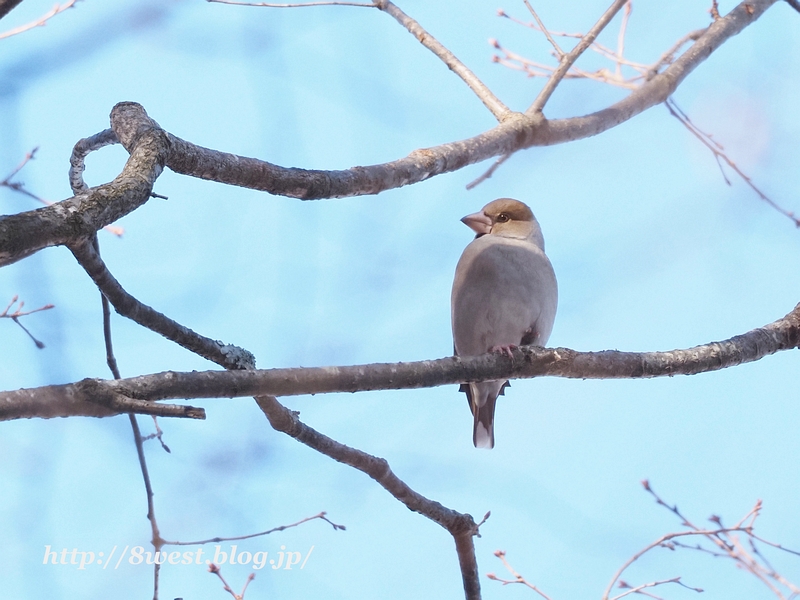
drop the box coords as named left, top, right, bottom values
left=462, top=381, right=508, bottom=449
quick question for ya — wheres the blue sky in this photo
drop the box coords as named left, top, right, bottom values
left=1, top=1, right=799, bottom=598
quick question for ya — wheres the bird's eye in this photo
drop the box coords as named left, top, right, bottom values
left=496, top=213, right=510, bottom=223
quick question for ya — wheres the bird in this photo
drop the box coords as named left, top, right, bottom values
left=451, top=198, right=558, bottom=449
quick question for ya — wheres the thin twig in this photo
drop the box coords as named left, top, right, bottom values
left=633, top=481, right=800, bottom=600
left=254, top=394, right=483, bottom=600
left=68, top=238, right=255, bottom=370
left=0, top=295, right=54, bottom=319
left=612, top=577, right=702, bottom=600
left=208, top=564, right=256, bottom=600
left=1, top=295, right=53, bottom=348
left=466, top=153, right=511, bottom=190
left=0, top=0, right=79, bottom=40
left=615, top=1, right=632, bottom=79
left=212, top=0, right=510, bottom=118
left=494, top=6, right=798, bottom=227
left=2, top=147, right=124, bottom=237
left=94, top=235, right=165, bottom=599
left=1, top=147, right=37, bottom=183
left=1, top=148, right=49, bottom=203
left=647, top=29, right=706, bottom=79
left=9, top=316, right=45, bottom=348
left=375, top=0, right=510, bottom=120
left=527, top=0, right=629, bottom=114
left=493, top=15, right=703, bottom=88
left=523, top=1, right=563, bottom=57
left=142, top=417, right=171, bottom=453
left=488, top=550, right=553, bottom=600
left=207, top=0, right=373, bottom=7
left=665, top=98, right=800, bottom=227
left=165, top=511, right=344, bottom=546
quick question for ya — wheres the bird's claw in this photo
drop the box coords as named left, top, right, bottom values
left=489, top=344, right=517, bottom=359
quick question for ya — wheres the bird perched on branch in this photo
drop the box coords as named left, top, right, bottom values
left=451, top=198, right=558, bottom=449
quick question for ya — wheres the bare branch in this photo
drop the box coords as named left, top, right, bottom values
left=163, top=0, right=783, bottom=193
left=2, top=147, right=125, bottom=238
left=490, top=484, right=798, bottom=600
left=647, top=29, right=706, bottom=79
left=91, top=234, right=168, bottom=598
left=209, top=0, right=509, bottom=118
left=494, top=7, right=797, bottom=225
left=527, top=0, right=629, bottom=114
left=0, top=104, right=167, bottom=267
left=612, top=577, right=703, bottom=600
left=465, top=152, right=511, bottom=190
left=633, top=482, right=800, bottom=600
left=522, top=1, right=564, bottom=58
left=3, top=301, right=797, bottom=420
left=0, top=0, right=25, bottom=21
left=1, top=294, right=54, bottom=348
left=0, top=5, right=782, bottom=264
left=615, top=1, right=632, bottom=79
left=208, top=563, right=254, bottom=600
left=1, top=146, right=38, bottom=186
left=603, top=527, right=736, bottom=600
left=167, top=511, right=344, bottom=546
left=1, top=294, right=53, bottom=319
left=374, top=0, right=510, bottom=119
left=0, top=148, right=58, bottom=207
left=0, top=0, right=79, bottom=40
left=665, top=98, right=800, bottom=227
left=207, top=0, right=373, bottom=7
left=254, top=394, right=483, bottom=600
left=67, top=238, right=255, bottom=371
left=488, top=550, right=553, bottom=600
left=69, top=129, right=120, bottom=193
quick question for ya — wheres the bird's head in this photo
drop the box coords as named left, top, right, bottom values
left=461, top=198, right=545, bottom=249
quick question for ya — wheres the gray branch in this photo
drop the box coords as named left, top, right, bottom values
left=0, top=0, right=24, bottom=20
left=0, top=104, right=167, bottom=266
left=254, top=394, right=483, bottom=599
left=0, top=0, right=779, bottom=267
left=3, top=302, right=797, bottom=421
left=68, top=237, right=255, bottom=371
left=375, top=0, right=510, bottom=120
left=527, top=0, right=629, bottom=114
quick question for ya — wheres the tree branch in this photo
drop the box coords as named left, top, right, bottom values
left=208, top=0, right=372, bottom=6
left=527, top=0, right=629, bottom=114
left=374, top=0, right=510, bottom=120
left=254, top=394, right=482, bottom=599
left=110, top=0, right=789, bottom=196
left=0, top=104, right=167, bottom=267
left=0, top=1, right=780, bottom=265
left=3, top=302, right=797, bottom=420
left=68, top=237, right=255, bottom=371
left=0, top=380, right=205, bottom=420
left=208, top=0, right=509, bottom=118
left=0, top=0, right=24, bottom=20
left=0, top=0, right=79, bottom=40
left=69, top=128, right=120, bottom=193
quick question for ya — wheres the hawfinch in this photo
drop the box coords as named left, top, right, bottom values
left=451, top=198, right=558, bottom=449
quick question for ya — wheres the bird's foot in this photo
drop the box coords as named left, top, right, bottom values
left=489, top=344, right=517, bottom=359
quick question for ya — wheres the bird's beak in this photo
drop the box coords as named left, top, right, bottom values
left=461, top=211, right=492, bottom=235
